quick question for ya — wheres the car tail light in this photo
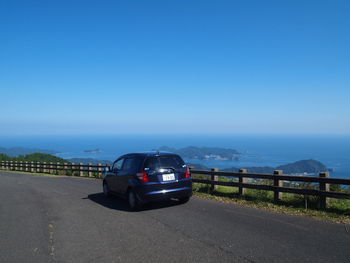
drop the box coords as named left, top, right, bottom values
left=185, top=167, right=191, bottom=178
left=137, top=171, right=149, bottom=182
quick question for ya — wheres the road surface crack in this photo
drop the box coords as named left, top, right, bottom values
left=48, top=222, right=56, bottom=261
left=145, top=213, right=254, bottom=263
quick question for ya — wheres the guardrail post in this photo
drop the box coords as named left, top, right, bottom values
left=56, top=162, right=60, bottom=175
left=72, top=162, right=76, bottom=176
left=43, top=162, right=47, bottom=173
left=24, top=161, right=28, bottom=172
left=210, top=168, right=219, bottom=191
left=6, top=161, right=9, bottom=170
left=273, top=170, right=283, bottom=202
left=10, top=161, right=13, bottom=171
left=319, top=172, right=330, bottom=209
left=1, top=161, right=4, bottom=170
left=239, top=168, right=248, bottom=195
left=88, top=163, right=93, bottom=177
left=64, top=163, right=68, bottom=175
left=79, top=163, right=84, bottom=177
left=98, top=163, right=102, bottom=178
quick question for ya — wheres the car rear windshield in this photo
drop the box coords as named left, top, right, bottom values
left=143, top=155, right=185, bottom=170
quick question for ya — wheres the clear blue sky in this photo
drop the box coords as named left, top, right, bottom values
left=1, top=0, right=349, bottom=135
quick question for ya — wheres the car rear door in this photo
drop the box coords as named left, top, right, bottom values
left=109, top=158, right=124, bottom=193
left=118, top=156, right=141, bottom=195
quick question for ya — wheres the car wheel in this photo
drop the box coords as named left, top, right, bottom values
left=128, top=190, right=139, bottom=211
left=103, top=182, right=111, bottom=197
left=179, top=197, right=190, bottom=204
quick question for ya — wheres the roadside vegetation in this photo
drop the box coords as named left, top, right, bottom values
left=192, top=174, right=350, bottom=224
left=0, top=153, right=68, bottom=163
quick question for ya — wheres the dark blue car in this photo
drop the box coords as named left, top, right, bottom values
left=103, top=152, right=192, bottom=210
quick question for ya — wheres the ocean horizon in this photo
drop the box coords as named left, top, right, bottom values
left=0, top=134, right=349, bottom=179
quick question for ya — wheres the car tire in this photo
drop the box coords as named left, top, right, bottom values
left=128, top=189, right=139, bottom=211
left=179, top=197, right=190, bottom=204
left=103, top=182, right=111, bottom=197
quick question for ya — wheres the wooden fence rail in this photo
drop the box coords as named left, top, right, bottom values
left=1, top=161, right=350, bottom=209
left=0, top=160, right=109, bottom=178
left=190, top=168, right=350, bottom=209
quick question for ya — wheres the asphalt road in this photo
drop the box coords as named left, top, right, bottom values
left=0, top=171, right=349, bottom=263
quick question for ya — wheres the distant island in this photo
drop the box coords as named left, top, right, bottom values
left=83, top=149, right=101, bottom=153
left=157, top=146, right=242, bottom=161
left=189, top=159, right=332, bottom=175
left=67, top=158, right=111, bottom=165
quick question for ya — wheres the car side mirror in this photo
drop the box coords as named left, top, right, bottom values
left=104, top=166, right=111, bottom=173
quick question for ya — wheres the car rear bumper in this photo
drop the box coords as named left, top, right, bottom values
left=134, top=179, right=192, bottom=202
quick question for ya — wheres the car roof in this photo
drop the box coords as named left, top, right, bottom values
left=125, top=151, right=176, bottom=157
left=112, top=151, right=182, bottom=163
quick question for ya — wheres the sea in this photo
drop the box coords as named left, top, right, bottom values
left=0, top=134, right=349, bottom=179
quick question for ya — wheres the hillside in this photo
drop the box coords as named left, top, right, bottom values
left=0, top=153, right=68, bottom=163
left=0, top=147, right=56, bottom=157
left=276, top=160, right=332, bottom=174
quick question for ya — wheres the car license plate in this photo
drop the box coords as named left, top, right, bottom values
left=162, top=173, right=175, bottom=181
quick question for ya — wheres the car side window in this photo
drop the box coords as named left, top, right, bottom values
left=112, top=158, right=124, bottom=172
left=122, top=158, right=133, bottom=171
left=122, top=157, right=142, bottom=173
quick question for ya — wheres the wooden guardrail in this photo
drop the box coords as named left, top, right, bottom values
left=1, top=160, right=350, bottom=209
left=0, top=160, right=109, bottom=178
left=190, top=168, right=350, bottom=209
